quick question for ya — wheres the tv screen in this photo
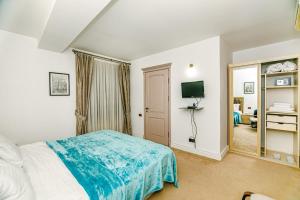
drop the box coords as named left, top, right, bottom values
left=181, top=81, right=204, bottom=98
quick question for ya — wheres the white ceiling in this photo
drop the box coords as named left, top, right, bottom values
left=0, top=0, right=55, bottom=38
left=38, top=0, right=111, bottom=52
left=0, top=0, right=299, bottom=60
left=72, top=0, right=300, bottom=60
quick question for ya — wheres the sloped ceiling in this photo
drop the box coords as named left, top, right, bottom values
left=0, top=0, right=299, bottom=60
left=72, top=0, right=300, bottom=60
left=0, top=0, right=55, bottom=38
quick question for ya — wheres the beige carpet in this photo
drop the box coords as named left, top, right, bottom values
left=233, top=124, right=257, bottom=154
left=149, top=149, right=300, bottom=200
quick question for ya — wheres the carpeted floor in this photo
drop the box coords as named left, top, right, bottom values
left=233, top=124, right=257, bottom=154
left=149, top=149, right=300, bottom=200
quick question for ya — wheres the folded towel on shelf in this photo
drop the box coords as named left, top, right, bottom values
left=271, top=105, right=294, bottom=110
left=266, top=63, right=283, bottom=73
left=273, top=102, right=292, bottom=108
left=281, top=61, right=297, bottom=72
left=269, top=107, right=295, bottom=113
left=273, top=105, right=292, bottom=109
left=266, top=61, right=297, bottom=74
left=269, top=102, right=295, bottom=113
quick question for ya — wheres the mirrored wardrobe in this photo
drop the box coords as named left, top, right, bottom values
left=229, top=55, right=300, bottom=168
left=229, top=64, right=260, bottom=156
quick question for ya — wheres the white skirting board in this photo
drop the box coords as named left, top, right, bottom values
left=220, top=145, right=229, bottom=159
left=171, top=143, right=229, bottom=161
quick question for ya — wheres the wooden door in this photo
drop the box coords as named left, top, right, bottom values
left=144, top=66, right=170, bottom=146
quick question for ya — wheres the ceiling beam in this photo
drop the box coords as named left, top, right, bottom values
left=38, top=0, right=112, bottom=52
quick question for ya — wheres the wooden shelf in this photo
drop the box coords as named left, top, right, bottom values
left=266, top=111, right=298, bottom=116
left=261, top=70, right=298, bottom=77
left=179, top=107, right=204, bottom=110
left=266, top=121, right=297, bottom=125
left=265, top=85, right=298, bottom=89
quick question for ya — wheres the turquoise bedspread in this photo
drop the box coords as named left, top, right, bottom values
left=233, top=111, right=242, bottom=126
left=46, top=130, right=177, bottom=200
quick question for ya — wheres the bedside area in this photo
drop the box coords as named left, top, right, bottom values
left=241, top=113, right=253, bottom=125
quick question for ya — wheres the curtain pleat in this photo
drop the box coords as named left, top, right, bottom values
left=87, top=59, right=124, bottom=132
left=118, top=63, right=132, bottom=134
left=75, top=52, right=94, bottom=135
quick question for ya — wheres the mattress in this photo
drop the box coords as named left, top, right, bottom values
left=20, top=130, right=177, bottom=200
left=20, top=142, right=89, bottom=200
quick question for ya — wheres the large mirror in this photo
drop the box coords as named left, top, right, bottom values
left=230, top=65, right=259, bottom=155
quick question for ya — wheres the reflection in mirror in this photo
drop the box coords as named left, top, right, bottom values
left=232, top=66, right=258, bottom=154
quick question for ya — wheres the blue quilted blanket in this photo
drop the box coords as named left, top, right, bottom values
left=46, top=130, right=178, bottom=200
left=233, top=111, right=242, bottom=126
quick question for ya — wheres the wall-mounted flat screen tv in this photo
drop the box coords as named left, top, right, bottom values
left=181, top=81, right=204, bottom=98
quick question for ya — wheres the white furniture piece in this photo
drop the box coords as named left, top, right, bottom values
left=261, top=56, right=299, bottom=167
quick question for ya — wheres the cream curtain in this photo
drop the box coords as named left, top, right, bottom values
left=87, top=59, right=124, bottom=132
left=75, top=52, right=94, bottom=135
left=118, top=63, right=132, bottom=134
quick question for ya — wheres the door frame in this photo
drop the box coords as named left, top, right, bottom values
left=228, top=63, right=261, bottom=157
left=142, top=63, right=172, bottom=146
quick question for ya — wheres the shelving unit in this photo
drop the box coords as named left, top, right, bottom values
left=260, top=56, right=299, bottom=167
left=229, top=55, right=300, bottom=168
left=261, top=70, right=298, bottom=77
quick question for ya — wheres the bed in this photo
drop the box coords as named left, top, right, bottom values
left=233, top=111, right=242, bottom=126
left=233, top=97, right=244, bottom=126
left=19, top=130, right=178, bottom=200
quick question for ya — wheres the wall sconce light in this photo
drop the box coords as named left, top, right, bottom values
left=186, top=63, right=198, bottom=78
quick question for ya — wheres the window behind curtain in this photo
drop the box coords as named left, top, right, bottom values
left=87, top=59, right=123, bottom=132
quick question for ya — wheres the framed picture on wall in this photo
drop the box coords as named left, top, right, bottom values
left=49, top=72, right=70, bottom=96
left=244, top=82, right=254, bottom=94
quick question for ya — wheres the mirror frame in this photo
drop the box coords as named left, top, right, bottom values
left=228, top=63, right=261, bottom=157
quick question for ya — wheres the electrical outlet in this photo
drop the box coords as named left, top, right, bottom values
left=189, top=137, right=195, bottom=143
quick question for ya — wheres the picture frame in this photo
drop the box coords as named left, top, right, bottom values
left=49, top=72, right=70, bottom=96
left=244, top=82, right=254, bottom=94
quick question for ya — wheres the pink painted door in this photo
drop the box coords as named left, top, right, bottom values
left=144, top=68, right=169, bottom=146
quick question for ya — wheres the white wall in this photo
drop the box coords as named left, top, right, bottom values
left=0, top=30, right=76, bottom=145
left=131, top=36, right=228, bottom=160
left=233, top=39, right=300, bottom=63
left=233, top=67, right=257, bottom=114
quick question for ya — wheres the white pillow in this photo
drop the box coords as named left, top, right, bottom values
left=234, top=104, right=240, bottom=112
left=0, top=135, right=23, bottom=167
left=0, top=160, right=35, bottom=200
